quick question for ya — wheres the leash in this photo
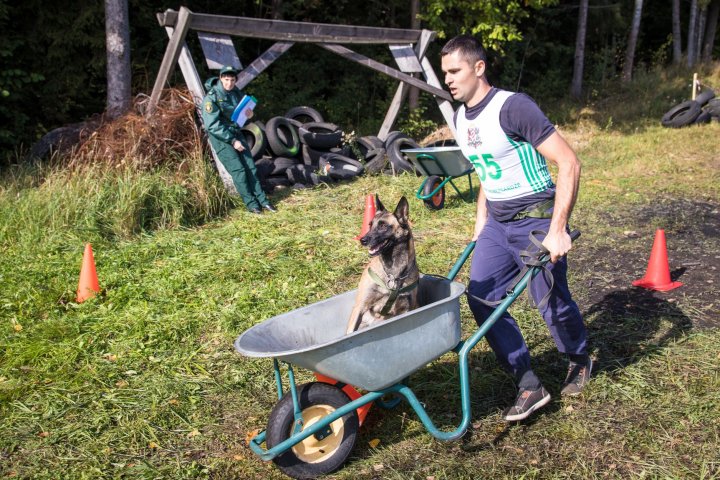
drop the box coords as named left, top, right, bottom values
left=465, top=229, right=579, bottom=310
left=367, top=267, right=419, bottom=317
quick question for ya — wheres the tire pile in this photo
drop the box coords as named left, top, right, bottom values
left=240, top=106, right=422, bottom=192
left=661, top=88, right=720, bottom=128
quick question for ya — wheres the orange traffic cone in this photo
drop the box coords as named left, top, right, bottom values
left=355, top=194, right=376, bottom=240
left=314, top=373, right=373, bottom=426
left=632, top=229, right=682, bottom=291
left=76, top=243, right=100, bottom=302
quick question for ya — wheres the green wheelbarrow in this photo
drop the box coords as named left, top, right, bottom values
left=234, top=231, right=579, bottom=479
left=401, top=146, right=475, bottom=210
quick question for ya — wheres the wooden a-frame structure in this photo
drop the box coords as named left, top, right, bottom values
left=149, top=7, right=456, bottom=191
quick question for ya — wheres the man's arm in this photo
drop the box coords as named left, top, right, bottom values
left=472, top=183, right=488, bottom=241
left=536, top=131, right=581, bottom=262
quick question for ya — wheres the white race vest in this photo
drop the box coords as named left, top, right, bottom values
left=456, top=90, right=553, bottom=201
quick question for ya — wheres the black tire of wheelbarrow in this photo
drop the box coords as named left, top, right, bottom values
left=422, top=175, right=445, bottom=210
left=266, top=382, right=359, bottom=480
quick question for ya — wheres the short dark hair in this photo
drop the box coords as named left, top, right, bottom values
left=440, top=35, right=487, bottom=66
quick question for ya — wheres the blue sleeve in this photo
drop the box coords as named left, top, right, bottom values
left=499, top=93, right=555, bottom=148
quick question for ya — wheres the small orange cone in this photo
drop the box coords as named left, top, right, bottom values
left=632, top=229, right=682, bottom=291
left=355, top=194, right=376, bottom=240
left=76, top=243, right=100, bottom=302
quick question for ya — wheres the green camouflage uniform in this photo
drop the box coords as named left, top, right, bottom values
left=201, top=76, right=268, bottom=211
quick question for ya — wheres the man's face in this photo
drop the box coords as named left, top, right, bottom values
left=441, top=50, right=485, bottom=106
left=220, top=73, right=237, bottom=91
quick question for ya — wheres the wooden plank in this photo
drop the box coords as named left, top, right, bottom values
left=378, top=30, right=442, bottom=139
left=319, top=44, right=452, bottom=101
left=236, top=42, right=294, bottom=91
left=148, top=7, right=192, bottom=114
left=198, top=32, right=242, bottom=70
left=389, top=45, right=422, bottom=73
left=421, top=56, right=457, bottom=138
left=159, top=9, right=422, bottom=44
left=162, top=25, right=237, bottom=194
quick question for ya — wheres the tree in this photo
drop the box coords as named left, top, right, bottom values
left=701, top=0, right=719, bottom=61
left=420, top=0, right=557, bottom=51
left=672, top=0, right=682, bottom=64
left=105, top=0, right=131, bottom=119
left=622, top=0, right=643, bottom=82
left=687, top=0, right=699, bottom=66
left=570, top=0, right=589, bottom=99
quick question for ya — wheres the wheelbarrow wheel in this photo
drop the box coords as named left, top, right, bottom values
left=266, top=382, right=359, bottom=479
left=423, top=175, right=445, bottom=210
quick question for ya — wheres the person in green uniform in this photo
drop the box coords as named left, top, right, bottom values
left=202, top=65, right=276, bottom=214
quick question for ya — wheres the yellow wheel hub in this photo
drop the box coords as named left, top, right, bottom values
left=291, top=404, right=344, bottom=463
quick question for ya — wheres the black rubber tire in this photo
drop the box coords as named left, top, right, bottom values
left=240, top=122, right=268, bottom=159
left=271, top=156, right=301, bottom=176
left=705, top=98, right=720, bottom=118
left=298, top=122, right=343, bottom=150
left=661, top=100, right=702, bottom=128
left=262, top=175, right=292, bottom=192
left=694, top=110, right=712, bottom=124
left=386, top=136, right=420, bottom=174
left=422, top=175, right=445, bottom=210
left=284, top=106, right=325, bottom=124
left=356, top=135, right=384, bottom=157
left=309, top=172, right=334, bottom=186
left=254, top=156, right=274, bottom=180
left=383, top=131, right=409, bottom=148
left=694, top=89, right=715, bottom=106
left=301, top=144, right=327, bottom=168
left=286, top=164, right=314, bottom=185
left=266, top=117, right=301, bottom=157
left=266, top=382, right=359, bottom=480
left=363, top=148, right=387, bottom=174
left=319, top=153, right=365, bottom=180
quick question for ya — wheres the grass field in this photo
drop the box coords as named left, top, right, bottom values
left=1, top=68, right=719, bottom=479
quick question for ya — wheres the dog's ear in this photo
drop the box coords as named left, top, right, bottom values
left=375, top=194, right=386, bottom=212
left=393, top=196, right=409, bottom=224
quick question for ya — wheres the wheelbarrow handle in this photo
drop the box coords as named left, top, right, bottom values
left=447, top=241, right=476, bottom=281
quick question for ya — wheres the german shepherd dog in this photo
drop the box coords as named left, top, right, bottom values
left=346, top=195, right=420, bottom=334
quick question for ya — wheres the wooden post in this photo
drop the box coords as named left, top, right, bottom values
left=148, top=7, right=192, bottom=114
left=692, top=72, right=698, bottom=100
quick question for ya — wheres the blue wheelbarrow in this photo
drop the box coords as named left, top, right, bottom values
left=401, top=146, right=475, bottom=210
left=235, top=232, right=578, bottom=479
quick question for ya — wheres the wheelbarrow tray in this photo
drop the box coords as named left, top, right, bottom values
left=401, top=146, right=472, bottom=177
left=235, top=275, right=465, bottom=391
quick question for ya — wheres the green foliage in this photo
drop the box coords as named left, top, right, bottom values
left=420, top=0, right=558, bottom=49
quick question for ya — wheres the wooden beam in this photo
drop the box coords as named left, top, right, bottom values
left=378, top=30, right=443, bottom=140
left=319, top=44, right=452, bottom=101
left=160, top=24, right=237, bottom=194
left=148, top=6, right=192, bottom=114
left=159, top=9, right=422, bottom=44
left=421, top=56, right=457, bottom=139
left=236, top=42, right=294, bottom=91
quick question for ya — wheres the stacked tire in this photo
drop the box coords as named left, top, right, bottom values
left=661, top=89, right=717, bottom=128
left=239, top=105, right=426, bottom=193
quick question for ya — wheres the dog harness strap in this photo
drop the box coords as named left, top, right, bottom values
left=367, top=268, right=419, bottom=317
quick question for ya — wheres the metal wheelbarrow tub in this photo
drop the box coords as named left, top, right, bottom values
left=235, top=275, right=465, bottom=391
left=401, top=146, right=472, bottom=177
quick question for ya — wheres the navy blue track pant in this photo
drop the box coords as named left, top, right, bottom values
left=467, top=214, right=587, bottom=390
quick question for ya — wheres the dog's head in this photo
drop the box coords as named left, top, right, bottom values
left=360, top=195, right=411, bottom=257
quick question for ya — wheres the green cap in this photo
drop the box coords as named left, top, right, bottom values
left=219, top=65, right=239, bottom=76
